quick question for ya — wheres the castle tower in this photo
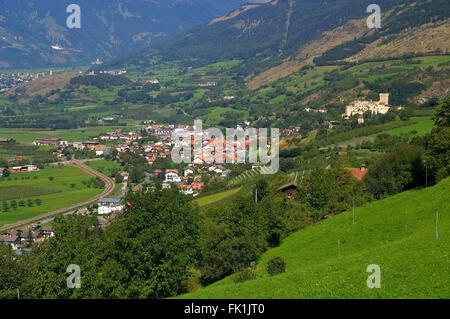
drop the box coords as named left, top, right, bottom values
left=379, top=93, right=389, bottom=105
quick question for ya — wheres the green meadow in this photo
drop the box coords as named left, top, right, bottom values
left=182, top=178, right=450, bottom=299
left=370, top=117, right=434, bottom=137
left=85, top=159, right=122, bottom=176
left=0, top=165, right=103, bottom=226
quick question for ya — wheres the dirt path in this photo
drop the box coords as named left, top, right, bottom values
left=0, top=160, right=115, bottom=233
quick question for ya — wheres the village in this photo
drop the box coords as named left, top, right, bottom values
left=0, top=71, right=56, bottom=92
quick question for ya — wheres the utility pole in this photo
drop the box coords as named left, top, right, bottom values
left=17, top=288, right=20, bottom=299
left=255, top=188, right=258, bottom=203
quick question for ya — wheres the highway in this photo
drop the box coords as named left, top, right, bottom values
left=0, top=160, right=115, bottom=233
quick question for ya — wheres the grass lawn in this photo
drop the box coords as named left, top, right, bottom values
left=194, top=188, right=240, bottom=207
left=0, top=165, right=103, bottom=227
left=182, top=178, right=450, bottom=299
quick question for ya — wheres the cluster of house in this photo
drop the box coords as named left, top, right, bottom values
left=163, top=167, right=203, bottom=195
left=98, top=130, right=142, bottom=142
left=33, top=138, right=114, bottom=157
left=0, top=71, right=51, bottom=92
left=281, top=126, right=301, bottom=136
left=304, top=107, right=328, bottom=113
left=86, top=69, right=127, bottom=76
left=0, top=225, right=54, bottom=253
left=139, top=79, right=160, bottom=85
left=342, top=93, right=390, bottom=124
left=198, top=82, right=217, bottom=87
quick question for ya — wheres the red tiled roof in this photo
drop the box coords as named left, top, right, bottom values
left=345, top=168, right=368, bottom=181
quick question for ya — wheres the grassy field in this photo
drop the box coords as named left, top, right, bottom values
left=0, top=185, right=58, bottom=201
left=85, top=159, right=121, bottom=176
left=182, top=178, right=450, bottom=299
left=0, top=165, right=103, bottom=227
left=200, top=107, right=250, bottom=126
left=370, top=117, right=434, bottom=137
left=194, top=188, right=240, bottom=207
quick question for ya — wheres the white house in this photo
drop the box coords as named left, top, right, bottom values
left=165, top=170, right=182, bottom=183
left=98, top=198, right=123, bottom=215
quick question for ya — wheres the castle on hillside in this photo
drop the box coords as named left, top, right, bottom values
left=342, top=93, right=390, bottom=123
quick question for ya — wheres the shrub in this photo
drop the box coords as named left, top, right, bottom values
left=233, top=268, right=258, bottom=283
left=267, top=256, right=286, bottom=276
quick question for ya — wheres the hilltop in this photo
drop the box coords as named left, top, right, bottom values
left=181, top=177, right=450, bottom=298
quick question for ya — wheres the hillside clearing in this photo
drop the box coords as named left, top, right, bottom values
left=194, top=188, right=240, bottom=207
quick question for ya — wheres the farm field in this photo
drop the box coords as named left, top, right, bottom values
left=182, top=178, right=450, bottom=299
left=0, top=165, right=103, bottom=227
left=194, top=188, right=240, bottom=207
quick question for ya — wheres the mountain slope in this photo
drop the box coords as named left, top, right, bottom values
left=181, top=178, right=450, bottom=298
left=246, top=0, right=450, bottom=88
left=158, top=0, right=412, bottom=61
left=0, top=0, right=246, bottom=69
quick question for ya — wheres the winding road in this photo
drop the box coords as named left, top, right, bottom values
left=0, top=160, right=115, bottom=233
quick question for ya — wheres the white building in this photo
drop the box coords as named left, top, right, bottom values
left=98, top=198, right=123, bottom=215
left=343, top=93, right=390, bottom=119
left=165, top=170, right=182, bottom=183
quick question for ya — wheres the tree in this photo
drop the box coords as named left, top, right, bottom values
left=114, top=172, right=124, bottom=183
left=1, top=168, right=9, bottom=177
left=199, top=195, right=267, bottom=285
left=433, top=95, right=450, bottom=129
left=424, top=96, right=450, bottom=183
left=95, top=187, right=200, bottom=298
left=10, top=200, right=17, bottom=210
left=364, top=145, right=425, bottom=198
left=253, top=178, right=269, bottom=202
left=0, top=245, right=26, bottom=298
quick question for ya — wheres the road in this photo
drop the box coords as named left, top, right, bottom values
left=0, top=160, right=115, bottom=233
